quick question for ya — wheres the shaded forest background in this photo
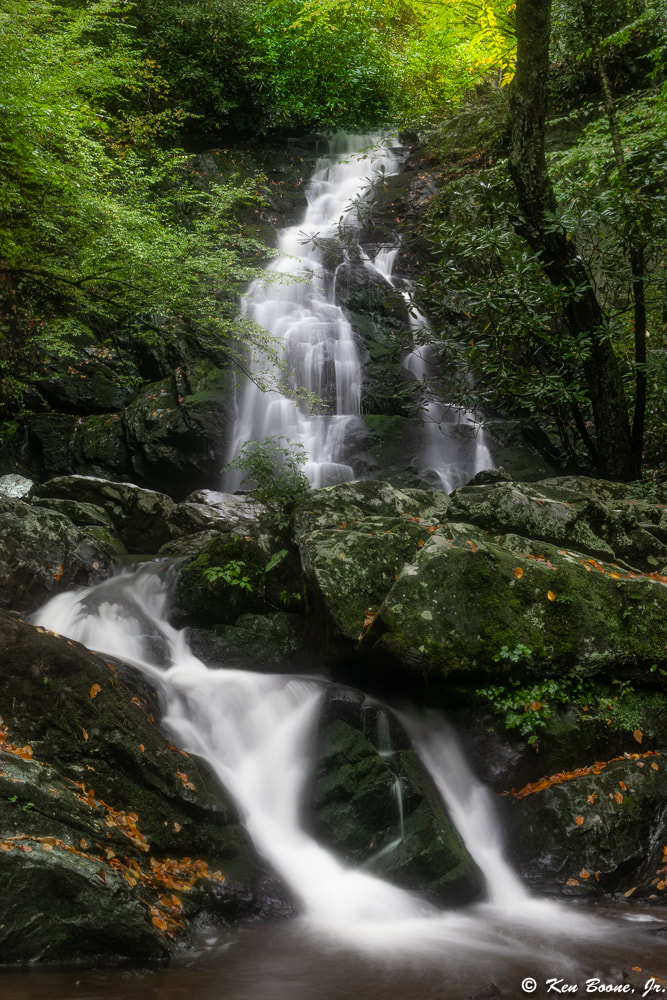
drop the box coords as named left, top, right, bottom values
left=0, top=0, right=665, bottom=482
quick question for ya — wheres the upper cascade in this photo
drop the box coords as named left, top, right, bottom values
left=225, top=133, right=403, bottom=490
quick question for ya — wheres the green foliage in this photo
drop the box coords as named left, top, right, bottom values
left=476, top=673, right=635, bottom=744
left=223, top=436, right=310, bottom=525
left=0, top=0, right=274, bottom=424
left=203, top=560, right=253, bottom=591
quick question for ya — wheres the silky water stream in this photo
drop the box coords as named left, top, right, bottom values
left=2, top=563, right=665, bottom=1000
left=224, top=132, right=492, bottom=490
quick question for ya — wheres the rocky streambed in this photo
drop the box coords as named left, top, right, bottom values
left=0, top=470, right=666, bottom=964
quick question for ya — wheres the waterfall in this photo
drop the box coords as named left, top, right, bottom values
left=365, top=246, right=494, bottom=492
left=225, top=134, right=404, bottom=490
left=225, top=132, right=494, bottom=493
left=32, top=564, right=641, bottom=970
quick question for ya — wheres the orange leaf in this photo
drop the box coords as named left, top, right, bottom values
left=633, top=729, right=643, bottom=744
left=575, top=815, right=584, bottom=826
left=615, top=791, right=624, bottom=804
left=90, top=684, right=102, bottom=699
left=82, top=728, right=88, bottom=743
left=565, top=878, right=579, bottom=886
left=624, top=886, right=637, bottom=898
left=514, top=566, right=524, bottom=579
left=580, top=868, right=591, bottom=879
left=586, top=793, right=597, bottom=804
left=652, top=762, right=659, bottom=771
left=619, top=781, right=626, bottom=791
left=547, top=590, right=556, bottom=601
left=53, top=563, right=64, bottom=582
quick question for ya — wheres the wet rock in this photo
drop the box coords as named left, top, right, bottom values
left=305, top=687, right=484, bottom=906
left=447, top=479, right=667, bottom=573
left=168, top=490, right=266, bottom=537
left=188, top=613, right=308, bottom=672
left=503, top=752, right=667, bottom=899
left=0, top=610, right=291, bottom=965
left=172, top=528, right=304, bottom=627
left=0, top=473, right=34, bottom=500
left=0, top=497, right=117, bottom=612
left=37, top=476, right=176, bottom=554
left=293, top=479, right=667, bottom=681
left=121, top=368, right=228, bottom=497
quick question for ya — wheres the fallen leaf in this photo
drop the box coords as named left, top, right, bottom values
left=90, top=684, right=102, bottom=699
left=53, top=563, right=64, bottom=582
left=634, top=729, right=643, bottom=744
left=82, top=728, right=88, bottom=743
left=587, top=793, right=597, bottom=804
left=575, top=815, right=585, bottom=826
left=547, top=590, right=556, bottom=601
left=565, top=878, right=579, bottom=886
left=514, top=566, right=524, bottom=579
left=173, top=822, right=181, bottom=833
left=652, top=763, right=659, bottom=771
left=580, top=869, right=591, bottom=879
left=624, top=886, right=636, bottom=898
left=615, top=791, right=624, bottom=804
left=619, top=781, right=627, bottom=791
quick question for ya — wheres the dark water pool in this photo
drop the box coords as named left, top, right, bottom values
left=1, top=906, right=666, bottom=1000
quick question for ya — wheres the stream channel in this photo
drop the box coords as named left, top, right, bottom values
left=1, top=136, right=666, bottom=998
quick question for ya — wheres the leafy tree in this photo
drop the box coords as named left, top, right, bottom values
left=0, top=0, right=271, bottom=423
left=417, top=0, right=666, bottom=479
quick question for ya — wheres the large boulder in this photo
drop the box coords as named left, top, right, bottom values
left=0, top=610, right=291, bottom=965
left=447, top=478, right=667, bottom=573
left=502, top=751, right=667, bottom=901
left=0, top=496, right=118, bottom=612
left=305, top=687, right=484, bottom=906
left=293, top=478, right=667, bottom=681
left=171, top=527, right=304, bottom=627
left=36, top=476, right=176, bottom=553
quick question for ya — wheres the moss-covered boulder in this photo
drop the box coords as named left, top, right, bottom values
left=447, top=479, right=667, bottom=573
left=0, top=610, right=291, bottom=965
left=0, top=497, right=118, bottom=612
left=305, top=687, right=484, bottom=906
left=295, top=480, right=449, bottom=641
left=37, top=476, right=176, bottom=553
left=294, top=479, right=667, bottom=682
left=363, top=525, right=667, bottom=679
left=172, top=527, right=304, bottom=627
left=188, top=613, right=308, bottom=672
left=502, top=752, right=667, bottom=900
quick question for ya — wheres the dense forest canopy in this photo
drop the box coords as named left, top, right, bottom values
left=0, top=0, right=665, bottom=480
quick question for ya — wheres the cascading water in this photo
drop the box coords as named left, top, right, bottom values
left=364, top=247, right=494, bottom=492
left=29, top=564, right=667, bottom=997
left=226, top=133, right=495, bottom=494
left=225, top=134, right=404, bottom=489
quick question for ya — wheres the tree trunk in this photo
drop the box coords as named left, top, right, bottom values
left=507, top=0, right=637, bottom=481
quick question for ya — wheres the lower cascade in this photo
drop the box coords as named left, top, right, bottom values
left=29, top=563, right=666, bottom=988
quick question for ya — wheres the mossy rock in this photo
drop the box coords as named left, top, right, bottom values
left=305, top=690, right=484, bottom=906
left=0, top=496, right=117, bottom=612
left=503, top=752, right=667, bottom=899
left=0, top=610, right=290, bottom=965
left=364, top=524, right=667, bottom=680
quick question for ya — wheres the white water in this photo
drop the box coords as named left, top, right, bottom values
left=31, top=563, right=656, bottom=974
left=365, top=246, right=494, bottom=491
left=225, top=134, right=404, bottom=489
left=226, top=133, right=495, bottom=493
